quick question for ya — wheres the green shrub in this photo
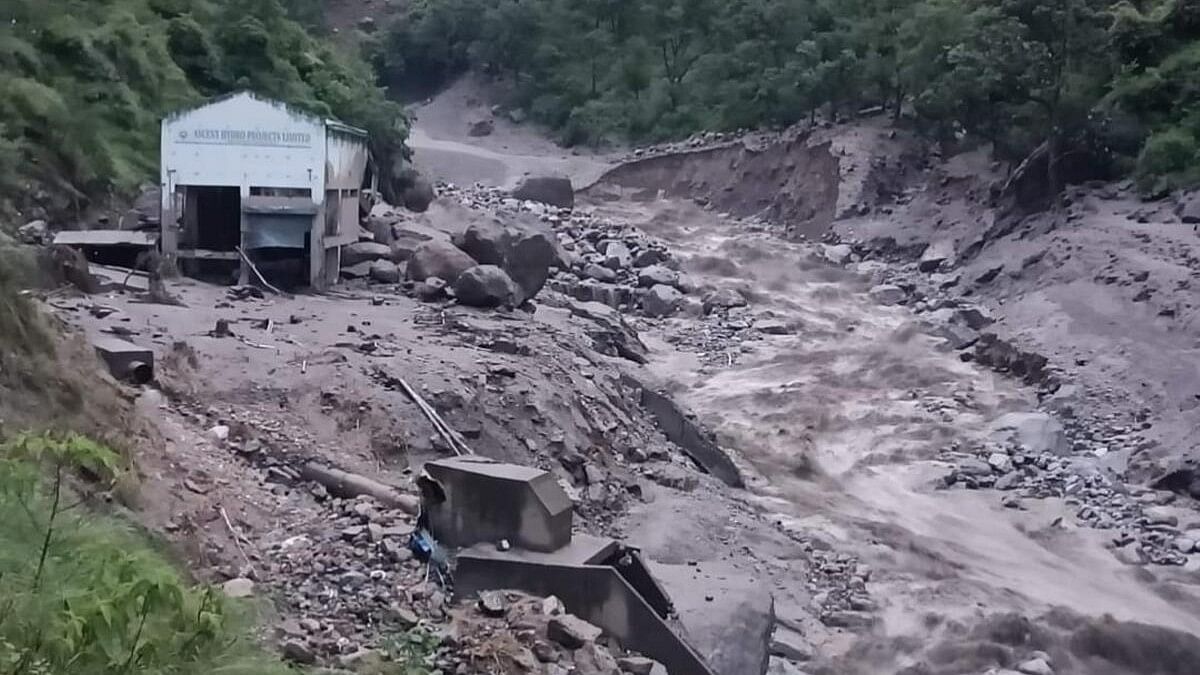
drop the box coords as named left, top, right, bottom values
left=0, top=433, right=292, bottom=675
left=1135, top=127, right=1199, bottom=193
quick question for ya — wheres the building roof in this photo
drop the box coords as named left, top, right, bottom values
left=163, top=90, right=368, bottom=139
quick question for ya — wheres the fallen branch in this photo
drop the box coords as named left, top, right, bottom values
left=218, top=506, right=256, bottom=575
left=235, top=246, right=286, bottom=296
left=300, top=462, right=420, bottom=514
left=396, top=377, right=472, bottom=456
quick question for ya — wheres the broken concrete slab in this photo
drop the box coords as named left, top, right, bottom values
left=421, top=456, right=573, bottom=552
left=92, top=336, right=154, bottom=384
left=54, top=230, right=157, bottom=248
left=454, top=540, right=714, bottom=675
left=626, top=378, right=744, bottom=488
left=650, top=560, right=774, bottom=675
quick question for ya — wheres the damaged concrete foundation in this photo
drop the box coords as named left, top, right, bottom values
left=424, top=457, right=719, bottom=675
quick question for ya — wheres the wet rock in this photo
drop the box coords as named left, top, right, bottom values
left=753, top=318, right=794, bottom=335
left=533, top=641, right=559, bottom=663
left=821, top=610, right=875, bottom=629
left=649, top=464, right=699, bottom=491
left=643, top=285, right=683, bottom=318
left=1175, top=190, right=1200, bottom=224
left=407, top=240, right=476, bottom=285
left=822, top=244, right=853, bottom=264
left=955, top=306, right=994, bottom=330
left=990, top=412, right=1070, bottom=455
left=869, top=284, right=906, bottom=305
left=1144, top=506, right=1179, bottom=527
left=340, top=261, right=373, bottom=279
left=703, top=288, right=748, bottom=312
left=547, top=615, right=603, bottom=649
left=342, top=241, right=392, bottom=266
left=368, top=260, right=401, bottom=284
left=957, top=458, right=993, bottom=477
left=455, top=265, right=518, bottom=308
left=513, top=176, right=574, bottom=208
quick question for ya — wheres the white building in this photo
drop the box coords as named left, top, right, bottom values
left=159, top=91, right=370, bottom=288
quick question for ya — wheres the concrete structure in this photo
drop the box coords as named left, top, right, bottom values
left=421, top=456, right=572, bottom=552
left=423, top=457, right=717, bottom=675
left=159, top=91, right=370, bottom=288
left=92, top=337, right=153, bottom=384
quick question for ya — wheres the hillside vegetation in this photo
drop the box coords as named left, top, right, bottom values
left=0, top=0, right=407, bottom=220
left=378, top=0, right=1200, bottom=192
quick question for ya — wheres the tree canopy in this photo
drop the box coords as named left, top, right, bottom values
left=378, top=0, right=1200, bottom=192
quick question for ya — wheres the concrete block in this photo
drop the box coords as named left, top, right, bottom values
left=92, top=337, right=153, bottom=384
left=421, top=456, right=573, bottom=552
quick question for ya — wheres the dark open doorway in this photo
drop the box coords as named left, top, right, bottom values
left=194, top=186, right=240, bottom=251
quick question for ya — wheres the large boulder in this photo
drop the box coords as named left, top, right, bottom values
left=406, top=240, right=476, bottom=285
left=454, top=265, right=518, bottom=308
left=458, top=219, right=511, bottom=266
left=455, top=218, right=556, bottom=304
left=402, top=175, right=436, bottom=213
left=507, top=229, right=556, bottom=303
left=512, top=176, right=574, bottom=209
left=990, top=412, right=1070, bottom=455
left=643, top=285, right=683, bottom=318
left=637, top=265, right=679, bottom=289
left=390, top=222, right=452, bottom=262
left=468, top=118, right=495, bottom=137
left=1176, top=190, right=1200, bottom=224
left=342, top=241, right=392, bottom=266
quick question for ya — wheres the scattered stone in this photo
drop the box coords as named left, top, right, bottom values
left=988, top=452, right=1014, bottom=473
left=604, top=241, right=633, bottom=270
left=769, top=629, right=813, bottom=661
left=477, top=590, right=507, bottom=617
left=222, top=577, right=254, bottom=598
left=468, top=118, right=495, bottom=137
left=547, top=614, right=603, bottom=649
left=208, top=424, right=230, bottom=442
left=822, top=244, right=853, bottom=264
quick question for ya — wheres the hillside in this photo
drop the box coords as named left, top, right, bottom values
left=375, top=0, right=1200, bottom=194
left=0, top=0, right=407, bottom=222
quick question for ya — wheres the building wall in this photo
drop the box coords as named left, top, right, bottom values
left=160, top=92, right=327, bottom=213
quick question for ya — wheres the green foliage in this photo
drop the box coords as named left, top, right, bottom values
left=0, top=0, right=407, bottom=218
left=0, top=433, right=292, bottom=675
left=380, top=0, right=1200, bottom=188
left=359, top=631, right=442, bottom=675
left=1136, top=128, right=1200, bottom=193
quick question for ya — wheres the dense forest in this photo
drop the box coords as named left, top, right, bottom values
left=0, top=0, right=407, bottom=218
left=378, top=0, right=1200, bottom=193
